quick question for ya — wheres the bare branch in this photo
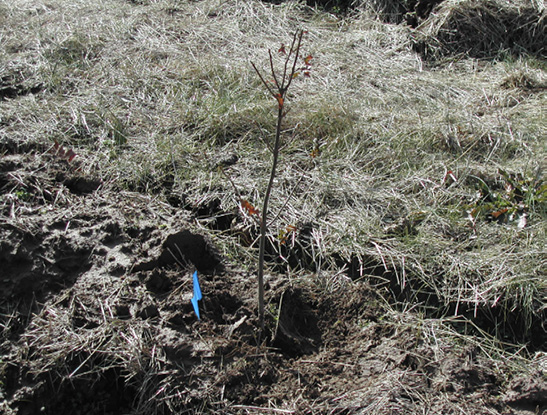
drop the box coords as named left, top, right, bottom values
left=251, top=61, right=276, bottom=98
left=269, top=50, right=281, bottom=92
left=281, top=31, right=299, bottom=91
left=284, top=30, right=304, bottom=93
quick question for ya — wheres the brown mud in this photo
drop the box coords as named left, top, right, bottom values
left=1, top=137, right=546, bottom=414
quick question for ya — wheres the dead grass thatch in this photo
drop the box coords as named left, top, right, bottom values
left=413, top=0, right=546, bottom=60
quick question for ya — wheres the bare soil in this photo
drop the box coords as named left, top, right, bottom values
left=1, top=137, right=545, bottom=414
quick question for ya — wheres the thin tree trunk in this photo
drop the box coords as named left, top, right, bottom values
left=257, top=105, right=284, bottom=333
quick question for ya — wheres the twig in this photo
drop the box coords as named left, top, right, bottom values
left=230, top=405, right=296, bottom=414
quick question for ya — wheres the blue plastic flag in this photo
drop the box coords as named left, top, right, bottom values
left=191, top=270, right=202, bottom=320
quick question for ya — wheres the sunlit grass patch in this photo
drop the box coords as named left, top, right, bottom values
left=1, top=0, right=545, bottom=350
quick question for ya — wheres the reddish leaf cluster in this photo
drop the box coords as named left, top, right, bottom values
left=281, top=46, right=312, bottom=79
left=279, top=45, right=312, bottom=74
left=275, top=93, right=284, bottom=109
left=241, top=199, right=259, bottom=216
left=51, top=140, right=77, bottom=163
left=491, top=208, right=509, bottom=219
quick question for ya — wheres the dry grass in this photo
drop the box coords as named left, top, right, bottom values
left=413, top=0, right=546, bottom=60
left=1, top=0, right=546, bottom=411
left=2, top=0, right=545, bottom=336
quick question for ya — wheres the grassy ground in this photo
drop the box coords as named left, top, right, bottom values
left=1, top=0, right=545, bottom=411
left=2, top=0, right=545, bottom=343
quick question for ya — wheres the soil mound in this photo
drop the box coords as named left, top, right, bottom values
left=413, top=0, right=546, bottom=59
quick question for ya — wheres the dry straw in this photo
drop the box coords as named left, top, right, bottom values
left=413, top=0, right=546, bottom=59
